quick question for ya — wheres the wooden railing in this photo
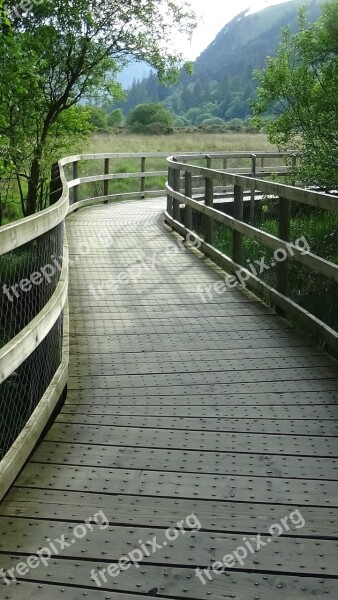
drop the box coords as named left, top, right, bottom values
left=0, top=150, right=295, bottom=499
left=165, top=153, right=338, bottom=354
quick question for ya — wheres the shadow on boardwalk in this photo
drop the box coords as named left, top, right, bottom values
left=1, top=198, right=338, bottom=599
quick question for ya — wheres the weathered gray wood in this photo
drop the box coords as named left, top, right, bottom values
left=3, top=488, right=338, bottom=536
left=45, top=422, right=338, bottom=457
left=72, top=160, right=79, bottom=203
left=233, top=184, right=244, bottom=265
left=31, top=440, right=338, bottom=480
left=103, top=157, right=109, bottom=197
left=277, top=195, right=291, bottom=297
left=140, top=155, right=146, bottom=199
left=16, top=462, right=338, bottom=505
left=1, top=517, right=338, bottom=575
left=204, top=162, right=214, bottom=243
left=1, top=193, right=338, bottom=599
left=250, top=152, right=256, bottom=221
left=1, top=556, right=338, bottom=600
left=165, top=211, right=338, bottom=353
left=184, top=170, right=193, bottom=229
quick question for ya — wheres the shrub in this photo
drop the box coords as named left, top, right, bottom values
left=127, top=103, right=173, bottom=134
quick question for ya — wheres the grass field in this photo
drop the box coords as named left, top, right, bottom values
left=75, top=132, right=276, bottom=200
left=84, top=132, right=275, bottom=154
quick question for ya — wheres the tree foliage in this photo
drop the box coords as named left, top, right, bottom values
left=253, top=0, right=338, bottom=190
left=127, top=103, right=174, bottom=134
left=108, top=109, right=124, bottom=127
left=0, top=0, right=196, bottom=217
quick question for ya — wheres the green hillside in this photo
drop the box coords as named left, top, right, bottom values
left=117, top=0, right=322, bottom=124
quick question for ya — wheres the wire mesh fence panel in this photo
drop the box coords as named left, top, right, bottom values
left=0, top=224, right=63, bottom=346
left=0, top=316, right=63, bottom=460
left=0, top=223, right=64, bottom=460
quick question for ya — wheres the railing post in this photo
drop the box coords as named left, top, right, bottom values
left=292, top=153, right=297, bottom=186
left=141, top=156, right=146, bottom=199
left=204, top=156, right=214, bottom=244
left=167, top=167, right=173, bottom=216
left=104, top=158, right=109, bottom=201
left=50, top=162, right=61, bottom=205
left=72, top=160, right=79, bottom=204
left=233, top=184, right=243, bottom=265
left=277, top=197, right=291, bottom=297
left=250, top=153, right=257, bottom=222
left=184, top=171, right=193, bottom=230
left=172, top=164, right=181, bottom=222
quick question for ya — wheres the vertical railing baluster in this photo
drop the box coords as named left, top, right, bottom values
left=249, top=153, right=256, bottom=222
left=204, top=156, right=214, bottom=244
left=141, top=156, right=146, bottom=199
left=233, top=184, right=243, bottom=265
left=172, top=164, right=181, bottom=221
left=277, top=197, right=291, bottom=298
left=167, top=167, right=173, bottom=216
left=73, top=160, right=79, bottom=204
left=184, top=171, right=193, bottom=230
left=104, top=158, right=109, bottom=203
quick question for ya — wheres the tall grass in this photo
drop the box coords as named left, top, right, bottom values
left=85, top=132, right=275, bottom=154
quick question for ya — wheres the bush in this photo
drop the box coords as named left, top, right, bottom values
left=202, top=117, right=226, bottom=127
left=174, top=117, right=187, bottom=128
left=225, top=118, right=244, bottom=131
left=145, top=121, right=174, bottom=135
left=127, top=103, right=173, bottom=134
left=88, top=106, right=108, bottom=131
left=108, top=109, right=124, bottom=127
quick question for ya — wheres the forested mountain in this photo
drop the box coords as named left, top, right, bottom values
left=116, top=0, right=322, bottom=124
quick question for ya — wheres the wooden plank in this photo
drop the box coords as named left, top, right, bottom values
left=69, top=346, right=324, bottom=365
left=3, top=487, right=338, bottom=537
left=0, top=581, right=164, bottom=600
left=30, top=441, right=338, bottom=480
left=65, top=384, right=338, bottom=401
left=56, top=413, right=338, bottom=436
left=67, top=367, right=338, bottom=393
left=0, top=517, right=337, bottom=575
left=2, top=558, right=338, bottom=600
left=62, top=402, right=338, bottom=419
left=45, top=423, right=338, bottom=457
left=17, top=458, right=338, bottom=509
left=68, top=356, right=336, bottom=377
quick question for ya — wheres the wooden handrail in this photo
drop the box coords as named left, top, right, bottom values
left=165, top=153, right=338, bottom=354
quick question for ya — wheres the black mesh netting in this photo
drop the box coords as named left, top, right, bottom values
left=0, top=224, right=64, bottom=459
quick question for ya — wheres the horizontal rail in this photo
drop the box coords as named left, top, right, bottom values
left=0, top=149, right=302, bottom=499
left=165, top=210, right=338, bottom=352
left=165, top=153, right=338, bottom=354
left=166, top=184, right=338, bottom=284
left=0, top=236, right=68, bottom=383
left=168, top=157, right=338, bottom=213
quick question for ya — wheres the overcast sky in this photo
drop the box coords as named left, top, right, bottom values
left=180, top=0, right=293, bottom=59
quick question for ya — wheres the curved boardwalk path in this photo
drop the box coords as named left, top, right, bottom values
left=1, top=199, right=338, bottom=599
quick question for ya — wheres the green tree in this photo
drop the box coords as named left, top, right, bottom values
left=108, top=109, right=124, bottom=127
left=88, top=107, right=109, bottom=131
left=127, top=103, right=174, bottom=134
left=1, top=0, right=196, bottom=215
left=253, top=1, right=338, bottom=190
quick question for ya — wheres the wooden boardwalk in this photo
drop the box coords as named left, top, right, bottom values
left=1, top=198, right=338, bottom=599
